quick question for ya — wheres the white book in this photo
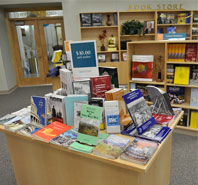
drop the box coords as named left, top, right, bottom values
left=73, top=101, right=88, bottom=129
left=59, top=68, right=74, bottom=96
left=104, top=101, right=121, bottom=134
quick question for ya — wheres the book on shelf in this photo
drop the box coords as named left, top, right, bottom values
left=147, top=86, right=174, bottom=116
left=51, top=128, right=78, bottom=147
left=185, top=44, right=198, bottom=62
left=32, top=121, right=72, bottom=143
left=167, top=86, right=185, bottom=104
left=166, top=14, right=175, bottom=24
left=122, top=52, right=127, bottom=61
left=17, top=124, right=42, bottom=137
left=89, top=98, right=105, bottom=130
left=174, top=66, right=190, bottom=85
left=92, top=13, right=103, bottom=26
left=122, top=89, right=156, bottom=135
left=190, top=88, right=198, bottom=108
left=105, top=88, right=132, bottom=126
left=120, top=138, right=158, bottom=165
left=99, top=66, right=119, bottom=88
left=73, top=101, right=88, bottom=130
left=77, top=104, right=103, bottom=146
left=93, top=135, right=130, bottom=159
left=0, top=114, right=21, bottom=126
left=70, top=40, right=99, bottom=78
left=98, top=54, right=106, bottom=63
left=190, top=66, right=198, bottom=85
left=144, top=21, right=154, bottom=34
left=111, top=53, right=119, bottom=62
left=178, top=109, right=189, bottom=127
left=167, top=27, right=176, bottom=34
left=193, top=13, right=198, bottom=23
left=59, top=68, right=74, bottom=96
left=73, top=78, right=91, bottom=98
left=163, top=33, right=186, bottom=41
left=104, top=100, right=121, bottom=134
left=190, top=111, right=198, bottom=129
left=122, top=123, right=171, bottom=143
left=65, top=95, right=88, bottom=126
left=90, top=75, right=111, bottom=98
left=48, top=95, right=66, bottom=124
left=168, top=44, right=186, bottom=62
left=80, top=13, right=92, bottom=27
left=132, top=55, right=154, bottom=81
left=31, top=96, right=47, bottom=127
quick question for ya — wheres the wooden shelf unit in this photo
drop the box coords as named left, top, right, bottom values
left=79, top=10, right=198, bottom=85
left=127, top=40, right=198, bottom=131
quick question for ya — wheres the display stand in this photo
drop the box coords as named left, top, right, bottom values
left=0, top=111, right=183, bottom=185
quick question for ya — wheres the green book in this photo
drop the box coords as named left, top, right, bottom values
left=77, top=104, right=102, bottom=146
left=69, top=141, right=94, bottom=154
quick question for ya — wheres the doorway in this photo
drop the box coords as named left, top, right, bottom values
left=7, top=9, right=65, bottom=86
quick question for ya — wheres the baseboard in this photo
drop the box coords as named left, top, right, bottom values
left=19, top=84, right=52, bottom=87
left=0, top=85, right=17, bottom=95
left=174, top=128, right=198, bottom=137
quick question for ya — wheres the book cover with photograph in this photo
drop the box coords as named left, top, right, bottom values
left=17, top=124, right=42, bottom=137
left=31, top=96, right=47, bottom=127
left=120, top=138, right=158, bottom=165
left=122, top=124, right=171, bottom=143
left=122, top=89, right=156, bottom=135
left=80, top=13, right=92, bottom=27
left=190, top=88, right=198, bottom=108
left=73, top=101, right=88, bottom=129
left=111, top=53, right=119, bottom=62
left=185, top=44, right=198, bottom=62
left=99, top=66, right=119, bottom=88
left=132, top=55, right=154, bottom=81
left=59, top=68, right=74, bottom=96
left=93, top=135, right=130, bottom=159
left=5, top=120, right=27, bottom=132
left=92, top=13, right=103, bottom=26
left=167, top=86, right=185, bottom=104
left=98, top=54, right=106, bottom=63
left=51, top=128, right=78, bottom=147
left=77, top=104, right=102, bottom=146
left=104, top=101, right=121, bottom=134
left=49, top=95, right=66, bottom=124
left=89, top=98, right=105, bottom=130
left=146, top=86, right=174, bottom=116
left=144, top=21, right=154, bottom=34
left=73, top=79, right=91, bottom=98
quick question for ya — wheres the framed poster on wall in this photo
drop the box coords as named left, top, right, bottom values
left=70, top=40, right=99, bottom=78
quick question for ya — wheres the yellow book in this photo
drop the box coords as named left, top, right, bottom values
left=178, top=44, right=182, bottom=62
left=172, top=44, right=176, bottom=62
left=52, top=50, right=63, bottom=67
left=175, top=44, right=179, bottom=62
left=174, top=66, right=190, bottom=85
left=190, top=111, right=198, bottom=129
left=168, top=44, right=172, bottom=62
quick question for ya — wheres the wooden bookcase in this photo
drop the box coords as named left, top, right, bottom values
left=127, top=40, right=198, bottom=132
left=79, top=10, right=198, bottom=85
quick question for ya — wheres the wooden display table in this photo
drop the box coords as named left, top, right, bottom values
left=0, top=111, right=183, bottom=185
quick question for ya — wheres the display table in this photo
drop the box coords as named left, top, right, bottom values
left=0, top=111, right=183, bottom=185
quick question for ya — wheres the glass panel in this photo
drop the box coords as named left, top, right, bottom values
left=16, top=25, right=40, bottom=78
left=9, top=10, right=63, bottom=18
left=43, top=23, right=63, bottom=70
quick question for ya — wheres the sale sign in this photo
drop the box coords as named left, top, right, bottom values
left=70, top=40, right=99, bottom=78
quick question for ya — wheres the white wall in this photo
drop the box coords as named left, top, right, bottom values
left=0, top=8, right=17, bottom=91
left=62, top=0, right=198, bottom=41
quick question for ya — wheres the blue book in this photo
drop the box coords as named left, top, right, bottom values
left=31, top=96, right=47, bottom=127
left=65, top=95, right=88, bottom=126
left=163, top=33, right=186, bottom=40
left=122, top=89, right=156, bottom=135
left=121, top=124, right=171, bottom=143
left=190, top=88, right=198, bottom=107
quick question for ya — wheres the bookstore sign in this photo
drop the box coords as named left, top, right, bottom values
left=129, top=3, right=184, bottom=10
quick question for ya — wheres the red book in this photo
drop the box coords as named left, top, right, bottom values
left=185, top=44, right=198, bottom=62
left=32, top=121, right=72, bottom=142
left=91, top=75, right=111, bottom=98
left=152, top=113, right=174, bottom=127
left=132, top=55, right=154, bottom=81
